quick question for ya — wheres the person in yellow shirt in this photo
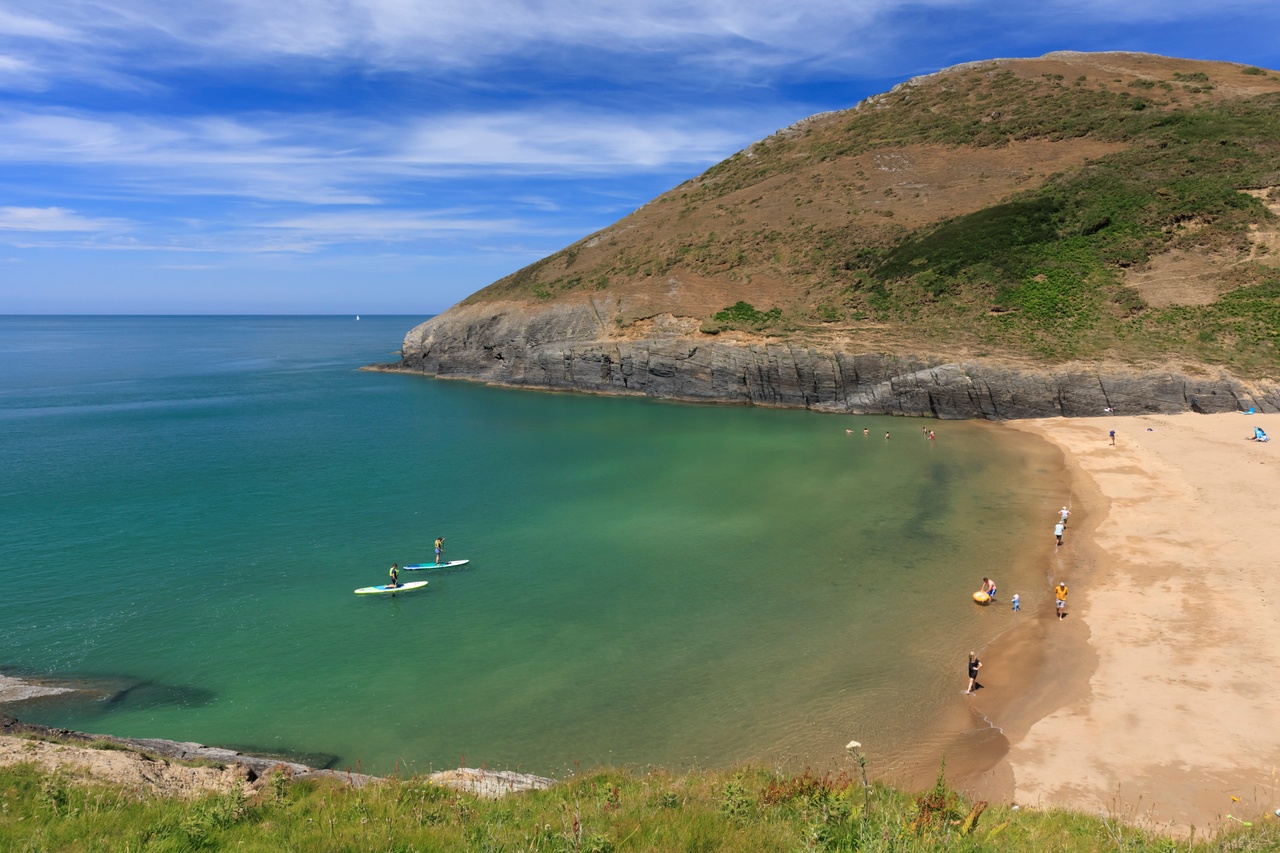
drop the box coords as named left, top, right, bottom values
left=1055, top=582, right=1069, bottom=619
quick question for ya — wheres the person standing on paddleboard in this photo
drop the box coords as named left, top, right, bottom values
left=388, top=563, right=399, bottom=589
left=434, top=537, right=445, bottom=566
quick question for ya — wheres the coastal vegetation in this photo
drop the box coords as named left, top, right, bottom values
left=3, top=757, right=1277, bottom=852
left=461, top=55, right=1280, bottom=378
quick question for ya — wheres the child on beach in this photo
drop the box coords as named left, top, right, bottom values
left=1011, top=593, right=1020, bottom=612
left=1059, top=506, right=1070, bottom=527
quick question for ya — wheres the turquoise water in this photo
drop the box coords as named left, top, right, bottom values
left=0, top=316, right=1060, bottom=776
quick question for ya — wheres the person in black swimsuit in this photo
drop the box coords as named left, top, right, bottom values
left=965, top=652, right=982, bottom=694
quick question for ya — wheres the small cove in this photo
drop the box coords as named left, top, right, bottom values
left=0, top=316, right=1063, bottom=777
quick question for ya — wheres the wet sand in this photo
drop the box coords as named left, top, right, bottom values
left=876, top=421, right=1079, bottom=798
left=986, top=412, right=1280, bottom=833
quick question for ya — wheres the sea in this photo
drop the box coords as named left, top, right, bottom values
left=0, top=315, right=1063, bottom=777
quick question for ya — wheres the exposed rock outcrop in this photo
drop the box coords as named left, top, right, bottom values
left=379, top=300, right=1278, bottom=419
left=0, top=714, right=555, bottom=797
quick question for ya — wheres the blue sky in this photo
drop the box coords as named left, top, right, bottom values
left=2, top=1, right=1278, bottom=314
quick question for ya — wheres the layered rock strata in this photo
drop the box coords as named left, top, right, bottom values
left=380, top=301, right=1278, bottom=419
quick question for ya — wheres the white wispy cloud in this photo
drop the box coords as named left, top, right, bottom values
left=0, top=105, right=761, bottom=211
left=260, top=210, right=528, bottom=239
left=0, top=206, right=128, bottom=232
left=0, top=8, right=77, bottom=41
left=4, top=0, right=1275, bottom=89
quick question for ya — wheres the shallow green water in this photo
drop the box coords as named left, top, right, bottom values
left=0, top=316, right=1061, bottom=776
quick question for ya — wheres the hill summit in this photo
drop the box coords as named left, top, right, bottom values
left=385, top=52, right=1280, bottom=418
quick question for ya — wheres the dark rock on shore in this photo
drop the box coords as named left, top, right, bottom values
left=0, top=714, right=555, bottom=796
left=375, top=301, right=1279, bottom=419
left=0, top=714, right=361, bottom=785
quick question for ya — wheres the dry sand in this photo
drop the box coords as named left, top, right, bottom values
left=997, top=412, right=1280, bottom=833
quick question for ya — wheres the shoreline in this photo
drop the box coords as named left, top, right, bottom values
left=923, top=419, right=1106, bottom=803
left=989, top=412, right=1280, bottom=832
left=872, top=419, right=1077, bottom=797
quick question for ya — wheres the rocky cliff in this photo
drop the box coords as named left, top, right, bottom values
left=380, top=298, right=1279, bottom=418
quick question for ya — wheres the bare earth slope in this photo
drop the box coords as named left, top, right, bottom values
left=385, top=52, right=1280, bottom=418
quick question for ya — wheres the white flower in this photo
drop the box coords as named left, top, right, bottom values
left=846, top=740, right=862, bottom=750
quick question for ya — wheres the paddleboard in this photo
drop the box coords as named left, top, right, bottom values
left=355, top=581, right=428, bottom=595
left=972, top=591, right=991, bottom=605
left=403, top=560, right=470, bottom=571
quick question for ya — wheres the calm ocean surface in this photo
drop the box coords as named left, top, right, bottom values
left=0, top=316, right=1061, bottom=775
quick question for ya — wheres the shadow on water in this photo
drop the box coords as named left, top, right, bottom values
left=1, top=667, right=339, bottom=767
left=100, top=680, right=217, bottom=712
left=2, top=668, right=215, bottom=717
left=217, top=744, right=342, bottom=770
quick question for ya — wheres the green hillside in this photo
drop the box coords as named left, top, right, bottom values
left=465, top=54, right=1280, bottom=378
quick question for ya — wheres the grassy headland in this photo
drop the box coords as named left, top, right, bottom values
left=458, top=53, right=1280, bottom=378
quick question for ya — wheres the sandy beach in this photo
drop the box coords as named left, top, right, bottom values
left=988, top=412, right=1280, bottom=832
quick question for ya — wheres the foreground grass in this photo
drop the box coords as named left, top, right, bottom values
left=2, top=763, right=1278, bottom=853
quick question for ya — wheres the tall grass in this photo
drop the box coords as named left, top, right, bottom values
left=2, top=761, right=1278, bottom=852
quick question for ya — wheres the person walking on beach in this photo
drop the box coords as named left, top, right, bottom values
left=964, top=652, right=982, bottom=694
left=1055, top=582, right=1068, bottom=619
left=1011, top=593, right=1020, bottom=612
left=434, top=536, right=445, bottom=566
left=1059, top=506, right=1070, bottom=527
left=388, top=563, right=399, bottom=589
left=1054, top=521, right=1064, bottom=546
left=1109, top=429, right=1116, bottom=446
